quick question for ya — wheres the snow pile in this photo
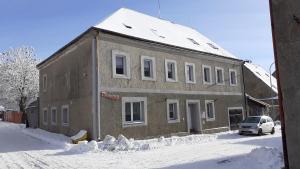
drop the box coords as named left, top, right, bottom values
left=66, top=140, right=98, bottom=154
left=0, top=105, right=4, bottom=111
left=246, top=147, right=283, bottom=169
left=98, top=134, right=217, bottom=152
left=22, top=128, right=71, bottom=147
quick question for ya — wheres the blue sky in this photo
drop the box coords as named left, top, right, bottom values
left=0, top=0, right=274, bottom=70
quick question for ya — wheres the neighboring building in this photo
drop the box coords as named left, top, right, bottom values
left=25, top=99, right=39, bottom=128
left=270, top=0, right=300, bottom=168
left=243, top=63, right=279, bottom=120
left=37, top=8, right=245, bottom=140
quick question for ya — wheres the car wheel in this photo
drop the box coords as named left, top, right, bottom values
left=271, top=127, right=275, bottom=134
left=238, top=131, right=243, bottom=135
left=258, top=129, right=263, bottom=136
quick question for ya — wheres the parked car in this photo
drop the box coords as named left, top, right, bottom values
left=238, top=115, right=275, bottom=135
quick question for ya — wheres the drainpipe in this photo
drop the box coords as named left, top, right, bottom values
left=269, top=0, right=289, bottom=168
left=92, top=35, right=98, bottom=140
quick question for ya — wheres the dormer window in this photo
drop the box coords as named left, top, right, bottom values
left=207, top=43, right=219, bottom=50
left=187, top=38, right=199, bottom=45
left=151, top=29, right=165, bottom=38
left=123, top=23, right=132, bottom=29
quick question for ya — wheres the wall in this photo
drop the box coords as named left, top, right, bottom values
left=270, top=0, right=300, bottom=168
left=38, top=33, right=94, bottom=138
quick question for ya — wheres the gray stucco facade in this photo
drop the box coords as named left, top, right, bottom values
left=37, top=28, right=245, bottom=140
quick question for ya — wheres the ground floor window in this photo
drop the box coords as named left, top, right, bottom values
left=167, top=99, right=180, bottom=123
left=61, top=105, right=69, bottom=126
left=122, top=97, right=147, bottom=127
left=51, top=107, right=57, bottom=125
left=205, top=100, right=215, bottom=121
left=43, top=108, right=48, bottom=125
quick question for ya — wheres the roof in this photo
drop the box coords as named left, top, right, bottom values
left=94, top=8, right=237, bottom=59
left=246, top=94, right=270, bottom=107
left=244, top=62, right=278, bottom=94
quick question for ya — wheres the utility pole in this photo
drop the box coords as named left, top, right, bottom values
left=157, top=0, right=161, bottom=18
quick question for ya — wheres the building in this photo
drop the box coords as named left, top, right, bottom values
left=243, top=62, right=279, bottom=120
left=25, top=99, right=39, bottom=128
left=270, top=0, right=300, bottom=168
left=37, top=8, right=245, bottom=140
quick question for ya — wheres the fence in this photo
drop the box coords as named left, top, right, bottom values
left=3, top=111, right=23, bottom=123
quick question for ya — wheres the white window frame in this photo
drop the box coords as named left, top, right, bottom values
left=122, top=97, right=148, bottom=127
left=112, top=50, right=131, bottom=79
left=202, top=65, right=212, bottom=85
left=165, top=59, right=178, bottom=82
left=43, top=108, right=48, bottom=125
left=51, top=107, right=57, bottom=125
left=215, top=67, right=225, bottom=85
left=229, top=69, right=238, bottom=86
left=167, top=99, right=180, bottom=123
left=42, top=74, right=47, bottom=92
left=61, top=105, right=69, bottom=126
left=185, top=62, right=196, bottom=84
left=205, top=100, right=215, bottom=121
left=141, top=55, right=156, bottom=81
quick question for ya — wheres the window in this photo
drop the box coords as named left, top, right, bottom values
left=61, top=105, right=69, bottom=126
left=229, top=69, right=237, bottom=86
left=51, top=107, right=57, bottom=125
left=185, top=62, right=196, bottom=83
left=122, top=97, right=147, bottom=127
left=202, top=65, right=212, bottom=84
left=215, top=67, right=225, bottom=85
left=205, top=100, right=215, bottom=121
left=167, top=99, right=180, bottom=123
left=43, top=74, right=47, bottom=92
left=165, top=59, right=178, bottom=82
left=43, top=108, right=48, bottom=125
left=141, top=55, right=156, bottom=80
left=151, top=29, right=165, bottom=38
left=112, top=50, right=130, bottom=79
left=123, top=23, right=132, bottom=29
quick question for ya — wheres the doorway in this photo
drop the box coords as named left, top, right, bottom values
left=186, top=100, right=201, bottom=133
left=228, top=107, right=244, bottom=130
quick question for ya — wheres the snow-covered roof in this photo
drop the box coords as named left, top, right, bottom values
left=245, top=63, right=278, bottom=93
left=94, top=8, right=237, bottom=59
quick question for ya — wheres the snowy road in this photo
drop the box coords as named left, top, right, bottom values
left=0, top=121, right=283, bottom=169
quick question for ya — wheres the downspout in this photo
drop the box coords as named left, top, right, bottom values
left=269, top=0, right=289, bottom=168
left=96, top=32, right=101, bottom=140
left=91, top=35, right=98, bottom=140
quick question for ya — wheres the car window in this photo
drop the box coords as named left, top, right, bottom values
left=260, top=118, right=266, bottom=123
left=243, top=117, right=261, bottom=123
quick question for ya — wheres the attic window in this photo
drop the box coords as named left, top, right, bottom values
left=123, top=23, right=132, bottom=29
left=187, top=38, right=199, bottom=45
left=207, top=43, right=219, bottom=49
left=151, top=29, right=165, bottom=38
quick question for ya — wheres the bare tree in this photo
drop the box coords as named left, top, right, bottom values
left=0, top=47, right=39, bottom=113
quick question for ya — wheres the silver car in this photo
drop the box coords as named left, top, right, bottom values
left=238, top=116, right=275, bottom=135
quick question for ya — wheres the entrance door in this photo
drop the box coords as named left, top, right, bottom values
left=228, top=107, right=243, bottom=130
left=186, top=100, right=201, bottom=133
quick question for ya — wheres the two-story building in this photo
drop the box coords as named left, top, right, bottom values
left=37, top=8, right=245, bottom=140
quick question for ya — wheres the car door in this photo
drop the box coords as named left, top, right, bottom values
left=260, top=118, right=267, bottom=133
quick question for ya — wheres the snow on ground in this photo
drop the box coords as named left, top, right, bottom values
left=0, top=121, right=283, bottom=169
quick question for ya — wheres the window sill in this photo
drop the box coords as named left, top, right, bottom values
left=203, top=82, right=212, bottom=85
left=113, top=74, right=130, bottom=79
left=230, top=84, right=238, bottom=86
left=122, top=122, right=146, bottom=128
left=62, top=123, right=69, bottom=127
left=206, top=118, right=215, bottom=122
left=168, top=119, right=180, bottom=123
left=142, top=77, right=156, bottom=81
left=186, top=81, right=196, bottom=84
left=166, top=79, right=178, bottom=83
left=216, top=83, right=225, bottom=86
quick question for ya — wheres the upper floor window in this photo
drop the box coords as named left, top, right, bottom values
left=215, top=67, right=225, bottom=85
left=229, top=69, right=237, bottom=86
left=61, top=105, right=69, bottom=126
left=185, top=62, right=196, bottom=83
left=141, top=55, right=156, bottom=81
left=167, top=99, right=180, bottom=123
left=202, top=65, right=212, bottom=84
left=205, top=100, right=215, bottom=121
left=122, top=97, right=147, bottom=127
left=43, top=74, right=47, bottom=92
left=112, top=50, right=130, bottom=79
left=165, top=59, right=178, bottom=82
